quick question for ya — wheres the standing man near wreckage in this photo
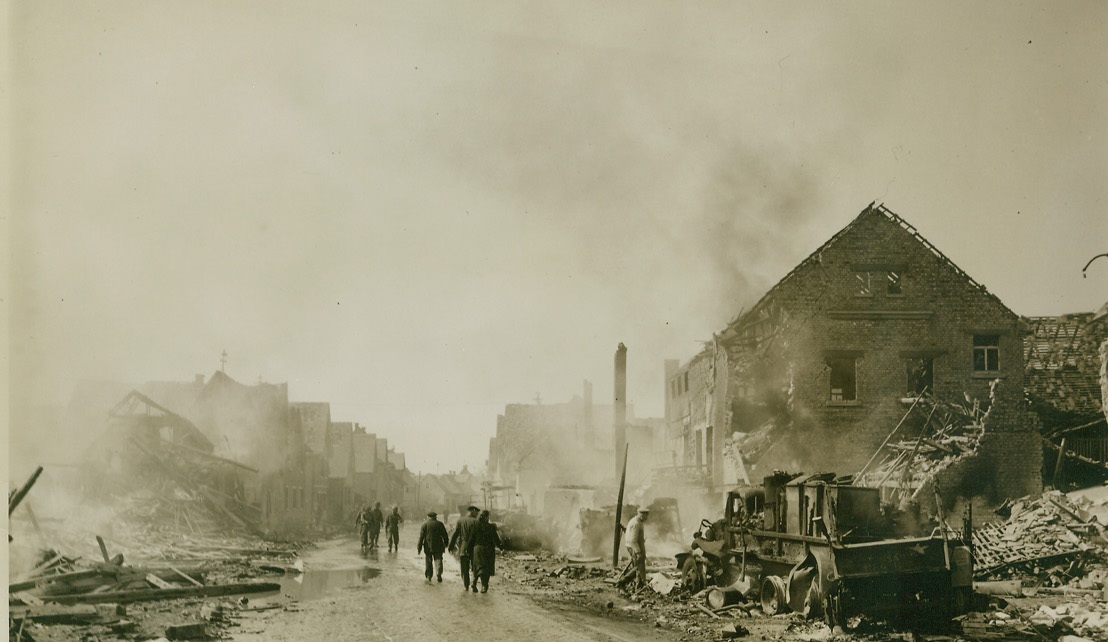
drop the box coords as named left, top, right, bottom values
left=448, top=505, right=480, bottom=592
left=417, top=511, right=449, bottom=583
left=624, top=507, right=649, bottom=588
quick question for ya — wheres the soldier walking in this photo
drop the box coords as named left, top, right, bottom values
left=448, top=505, right=480, bottom=592
left=385, top=506, right=403, bottom=552
left=417, top=511, right=449, bottom=583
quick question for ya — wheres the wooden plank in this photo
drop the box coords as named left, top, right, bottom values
left=146, top=573, right=174, bottom=589
left=179, top=545, right=296, bottom=556
left=18, top=553, right=65, bottom=582
left=96, top=535, right=111, bottom=563
left=8, top=466, right=44, bottom=516
left=45, top=581, right=282, bottom=605
left=9, top=569, right=106, bottom=593
left=9, top=604, right=99, bottom=624
left=13, top=592, right=44, bottom=606
left=170, top=566, right=204, bottom=587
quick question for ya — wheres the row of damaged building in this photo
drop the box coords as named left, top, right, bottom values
left=487, top=202, right=1106, bottom=543
left=37, top=370, right=424, bottom=538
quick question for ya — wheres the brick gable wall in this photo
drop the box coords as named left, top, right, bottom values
left=670, top=206, right=1041, bottom=503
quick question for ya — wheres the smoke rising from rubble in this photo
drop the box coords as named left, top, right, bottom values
left=8, top=1, right=1107, bottom=479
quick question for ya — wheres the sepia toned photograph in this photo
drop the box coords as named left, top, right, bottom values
left=5, top=2, right=1107, bottom=640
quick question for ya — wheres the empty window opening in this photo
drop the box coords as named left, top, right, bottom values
left=855, top=271, right=872, bottom=296
left=887, top=270, right=902, bottom=294
left=856, top=269, right=903, bottom=295
left=828, top=357, right=857, bottom=401
left=906, top=357, right=933, bottom=396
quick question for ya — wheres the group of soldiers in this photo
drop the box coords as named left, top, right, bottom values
left=355, top=502, right=404, bottom=552
left=417, top=505, right=505, bottom=593
left=355, top=502, right=651, bottom=594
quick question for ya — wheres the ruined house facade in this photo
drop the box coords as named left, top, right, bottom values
left=666, top=204, right=1042, bottom=503
left=62, top=371, right=415, bottom=538
left=486, top=382, right=669, bottom=517
left=1024, top=307, right=1108, bottom=486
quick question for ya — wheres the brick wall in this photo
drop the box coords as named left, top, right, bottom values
left=671, top=206, right=1042, bottom=502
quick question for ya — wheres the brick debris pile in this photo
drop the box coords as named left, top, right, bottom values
left=973, top=489, right=1107, bottom=583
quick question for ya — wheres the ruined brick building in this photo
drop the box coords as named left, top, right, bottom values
left=58, top=371, right=415, bottom=538
left=486, top=381, right=668, bottom=516
left=665, top=203, right=1042, bottom=504
left=1024, top=306, right=1108, bottom=487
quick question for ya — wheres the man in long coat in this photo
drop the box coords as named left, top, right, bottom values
left=417, top=511, right=449, bottom=583
left=466, top=509, right=505, bottom=593
left=448, top=505, right=480, bottom=592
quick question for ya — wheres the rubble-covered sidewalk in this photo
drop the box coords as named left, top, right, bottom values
left=491, top=483, right=1108, bottom=642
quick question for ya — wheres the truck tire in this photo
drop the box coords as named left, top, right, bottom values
left=760, top=575, right=788, bottom=615
left=681, top=556, right=705, bottom=593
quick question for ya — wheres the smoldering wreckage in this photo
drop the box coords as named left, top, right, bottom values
left=10, top=389, right=1108, bottom=642
left=9, top=205, right=1108, bottom=641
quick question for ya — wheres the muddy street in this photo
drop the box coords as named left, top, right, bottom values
left=229, top=528, right=682, bottom=642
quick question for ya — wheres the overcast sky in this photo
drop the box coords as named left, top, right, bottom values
left=7, top=1, right=1106, bottom=475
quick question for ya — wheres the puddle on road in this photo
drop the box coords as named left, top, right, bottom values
left=278, top=567, right=382, bottom=601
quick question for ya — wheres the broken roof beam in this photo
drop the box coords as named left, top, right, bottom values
left=165, top=441, right=258, bottom=472
left=9, top=466, right=44, bottom=516
left=109, top=390, right=214, bottom=453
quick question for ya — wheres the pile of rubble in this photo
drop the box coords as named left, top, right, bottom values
left=8, top=531, right=296, bottom=642
left=856, top=393, right=986, bottom=500
left=973, top=489, right=1107, bottom=582
left=9, top=464, right=302, bottom=642
left=954, top=598, right=1108, bottom=641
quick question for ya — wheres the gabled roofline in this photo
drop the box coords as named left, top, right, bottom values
left=723, top=202, right=1018, bottom=336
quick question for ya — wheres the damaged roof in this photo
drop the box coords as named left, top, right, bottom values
left=1024, top=310, right=1108, bottom=417
left=721, top=202, right=1017, bottom=339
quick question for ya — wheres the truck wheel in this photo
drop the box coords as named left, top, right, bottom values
left=760, top=575, right=788, bottom=615
left=681, top=556, right=704, bottom=593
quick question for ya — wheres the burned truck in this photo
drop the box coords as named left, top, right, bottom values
left=676, top=472, right=973, bottom=626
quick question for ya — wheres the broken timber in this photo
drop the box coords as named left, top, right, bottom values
left=9, top=604, right=100, bottom=625
left=44, top=581, right=282, bottom=605
left=9, top=466, right=44, bottom=515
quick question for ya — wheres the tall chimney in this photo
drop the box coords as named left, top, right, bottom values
left=614, top=343, right=627, bottom=477
left=583, top=379, right=594, bottom=448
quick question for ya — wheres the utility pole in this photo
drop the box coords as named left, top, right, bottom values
left=220, top=350, right=228, bottom=373
left=612, top=444, right=629, bottom=568
left=614, top=343, right=627, bottom=478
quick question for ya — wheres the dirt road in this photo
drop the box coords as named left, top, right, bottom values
left=228, top=528, right=684, bottom=641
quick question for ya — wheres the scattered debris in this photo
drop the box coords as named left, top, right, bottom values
left=973, top=489, right=1106, bottom=582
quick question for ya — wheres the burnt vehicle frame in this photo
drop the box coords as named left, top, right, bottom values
left=676, top=471, right=973, bottom=626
